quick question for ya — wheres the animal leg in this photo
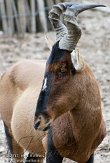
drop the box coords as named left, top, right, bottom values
left=12, top=139, right=24, bottom=163
left=86, top=154, right=94, bottom=163
left=25, top=153, right=44, bottom=163
left=78, top=154, right=94, bottom=163
left=46, top=128, right=63, bottom=163
left=46, top=150, right=63, bottom=163
left=4, top=122, right=24, bottom=163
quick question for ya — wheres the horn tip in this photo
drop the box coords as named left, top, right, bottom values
left=97, top=4, right=106, bottom=7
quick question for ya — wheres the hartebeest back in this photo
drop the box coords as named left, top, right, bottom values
left=0, top=2, right=106, bottom=163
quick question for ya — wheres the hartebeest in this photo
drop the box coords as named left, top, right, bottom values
left=34, top=2, right=106, bottom=163
left=0, top=2, right=106, bottom=163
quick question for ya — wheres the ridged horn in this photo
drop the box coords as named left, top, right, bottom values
left=70, top=4, right=106, bottom=16
left=49, top=3, right=79, bottom=41
left=59, top=3, right=106, bottom=51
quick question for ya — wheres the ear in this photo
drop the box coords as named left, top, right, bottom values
left=71, top=49, right=85, bottom=72
left=0, top=72, right=6, bottom=80
left=44, top=33, right=54, bottom=51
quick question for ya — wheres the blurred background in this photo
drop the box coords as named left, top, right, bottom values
left=0, top=0, right=110, bottom=35
left=0, top=0, right=110, bottom=163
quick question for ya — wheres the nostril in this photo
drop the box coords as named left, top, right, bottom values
left=34, top=120, right=41, bottom=130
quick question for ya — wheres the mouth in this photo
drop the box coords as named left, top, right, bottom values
left=34, top=119, right=51, bottom=131
left=42, top=123, right=51, bottom=131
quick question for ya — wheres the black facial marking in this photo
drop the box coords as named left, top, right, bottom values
left=47, top=41, right=69, bottom=64
left=47, top=41, right=76, bottom=75
left=35, top=41, right=76, bottom=118
left=35, top=72, right=52, bottom=117
left=46, top=127, right=63, bottom=163
left=3, top=122, right=13, bottom=154
left=35, top=41, right=64, bottom=116
left=86, top=154, right=94, bottom=163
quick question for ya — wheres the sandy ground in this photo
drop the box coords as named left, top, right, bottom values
left=0, top=7, right=110, bottom=163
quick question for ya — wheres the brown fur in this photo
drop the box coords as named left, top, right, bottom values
left=35, top=52, right=106, bottom=163
left=0, top=57, right=106, bottom=163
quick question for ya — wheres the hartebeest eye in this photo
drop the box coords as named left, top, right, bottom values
left=56, top=63, right=68, bottom=79
left=56, top=70, right=66, bottom=78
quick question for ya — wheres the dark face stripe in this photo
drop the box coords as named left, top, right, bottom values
left=35, top=72, right=52, bottom=117
left=47, top=41, right=70, bottom=64
left=35, top=41, right=76, bottom=118
left=35, top=41, right=65, bottom=117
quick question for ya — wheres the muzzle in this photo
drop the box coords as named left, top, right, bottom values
left=34, top=114, right=52, bottom=131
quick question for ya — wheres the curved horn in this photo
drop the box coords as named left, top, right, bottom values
left=49, top=3, right=79, bottom=41
left=59, top=3, right=106, bottom=51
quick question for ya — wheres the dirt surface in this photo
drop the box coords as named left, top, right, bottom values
left=0, top=7, right=110, bottom=163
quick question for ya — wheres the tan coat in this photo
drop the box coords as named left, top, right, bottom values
left=0, top=59, right=106, bottom=163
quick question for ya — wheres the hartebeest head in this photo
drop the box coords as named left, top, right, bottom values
left=34, top=3, right=105, bottom=131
